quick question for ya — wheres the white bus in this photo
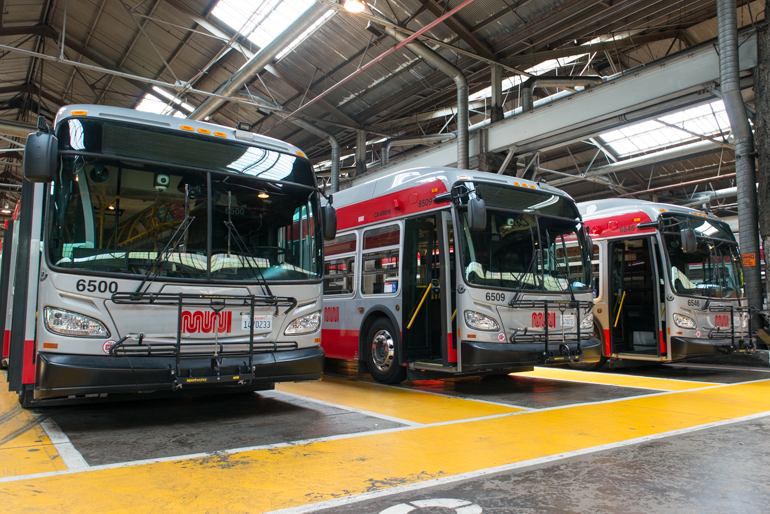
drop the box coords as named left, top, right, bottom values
left=321, top=167, right=601, bottom=383
left=577, top=199, right=754, bottom=369
left=2, top=105, right=336, bottom=406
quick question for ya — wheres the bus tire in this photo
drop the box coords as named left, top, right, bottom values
left=365, top=318, right=407, bottom=384
left=569, top=324, right=608, bottom=371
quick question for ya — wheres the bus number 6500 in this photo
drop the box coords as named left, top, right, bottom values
left=76, top=279, right=119, bottom=294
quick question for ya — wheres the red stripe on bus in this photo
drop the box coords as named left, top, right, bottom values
left=2, top=330, right=9, bottom=359
left=447, top=332, right=456, bottom=363
left=604, top=329, right=611, bottom=357
left=584, top=211, right=654, bottom=239
left=336, top=180, right=448, bottom=231
left=321, top=328, right=360, bottom=360
left=22, top=339, right=35, bottom=384
left=660, top=330, right=666, bottom=354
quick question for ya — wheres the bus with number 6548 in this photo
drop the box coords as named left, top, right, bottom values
left=320, top=167, right=602, bottom=383
left=575, top=199, right=754, bottom=370
left=1, top=104, right=336, bottom=407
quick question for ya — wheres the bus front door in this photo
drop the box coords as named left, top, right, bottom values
left=403, top=214, right=449, bottom=367
left=608, top=236, right=661, bottom=359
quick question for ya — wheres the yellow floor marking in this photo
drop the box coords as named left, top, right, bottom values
left=2, top=380, right=769, bottom=513
left=0, top=384, right=65, bottom=477
left=278, top=376, right=524, bottom=424
left=518, top=367, right=716, bottom=391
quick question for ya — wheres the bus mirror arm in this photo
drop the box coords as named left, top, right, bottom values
left=636, top=221, right=660, bottom=230
left=433, top=192, right=452, bottom=203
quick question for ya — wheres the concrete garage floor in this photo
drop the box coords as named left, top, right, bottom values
left=1, top=364, right=769, bottom=513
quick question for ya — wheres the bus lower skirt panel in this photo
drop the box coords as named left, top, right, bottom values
left=461, top=338, right=602, bottom=372
left=670, top=336, right=755, bottom=361
left=33, top=347, right=324, bottom=400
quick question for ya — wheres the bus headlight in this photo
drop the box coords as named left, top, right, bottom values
left=284, top=311, right=321, bottom=335
left=673, top=313, right=696, bottom=329
left=580, top=313, right=594, bottom=330
left=464, top=310, right=500, bottom=331
left=44, top=307, right=110, bottom=338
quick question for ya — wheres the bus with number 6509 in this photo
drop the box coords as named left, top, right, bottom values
left=320, top=167, right=602, bottom=383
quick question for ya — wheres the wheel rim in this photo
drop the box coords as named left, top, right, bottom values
left=371, top=329, right=395, bottom=372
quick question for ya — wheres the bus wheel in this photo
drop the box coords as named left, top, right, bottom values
left=569, top=324, right=607, bottom=371
left=365, top=319, right=407, bottom=384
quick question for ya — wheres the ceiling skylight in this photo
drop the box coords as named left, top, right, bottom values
left=211, top=0, right=330, bottom=57
left=135, top=86, right=193, bottom=118
left=599, top=100, right=731, bottom=157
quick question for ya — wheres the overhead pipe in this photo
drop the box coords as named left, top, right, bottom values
left=188, top=2, right=330, bottom=121
left=681, top=183, right=757, bottom=207
left=717, top=0, right=761, bottom=321
left=382, top=25, right=469, bottom=169
left=521, top=76, right=603, bottom=112
left=381, top=134, right=457, bottom=166
left=291, top=119, right=341, bottom=193
left=355, top=130, right=367, bottom=177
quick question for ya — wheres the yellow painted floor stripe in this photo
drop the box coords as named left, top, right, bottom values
left=518, top=367, right=716, bottom=391
left=278, top=376, right=524, bottom=424
left=0, top=382, right=65, bottom=478
left=2, top=380, right=769, bottom=513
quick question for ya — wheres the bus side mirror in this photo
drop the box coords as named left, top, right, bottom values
left=680, top=228, right=696, bottom=253
left=322, top=205, right=337, bottom=240
left=467, top=197, right=487, bottom=231
left=23, top=131, right=58, bottom=183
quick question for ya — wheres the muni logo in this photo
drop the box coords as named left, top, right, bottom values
left=181, top=311, right=232, bottom=334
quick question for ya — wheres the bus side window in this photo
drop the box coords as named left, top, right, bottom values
left=323, top=233, right=356, bottom=296
left=592, top=244, right=600, bottom=298
left=361, top=225, right=400, bottom=295
left=324, top=258, right=355, bottom=295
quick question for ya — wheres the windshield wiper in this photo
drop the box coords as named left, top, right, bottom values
left=135, top=184, right=195, bottom=294
left=509, top=228, right=540, bottom=307
left=223, top=191, right=273, bottom=297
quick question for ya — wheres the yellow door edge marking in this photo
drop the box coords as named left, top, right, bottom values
left=267, top=410, right=770, bottom=514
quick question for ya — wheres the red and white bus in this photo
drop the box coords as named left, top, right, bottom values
left=577, top=199, right=754, bottom=369
left=2, top=105, right=336, bottom=406
left=321, top=167, right=602, bottom=383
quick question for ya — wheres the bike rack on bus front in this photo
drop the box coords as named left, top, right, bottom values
left=506, top=298, right=594, bottom=363
left=704, top=304, right=757, bottom=354
left=108, top=292, right=297, bottom=388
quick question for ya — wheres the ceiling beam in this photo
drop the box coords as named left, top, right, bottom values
left=417, top=0, right=495, bottom=59
left=501, top=30, right=681, bottom=67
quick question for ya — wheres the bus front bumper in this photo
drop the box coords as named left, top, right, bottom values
left=670, top=336, right=755, bottom=360
left=461, top=338, right=602, bottom=372
left=33, top=347, right=324, bottom=400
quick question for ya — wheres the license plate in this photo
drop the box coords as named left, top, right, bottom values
left=242, top=315, right=272, bottom=333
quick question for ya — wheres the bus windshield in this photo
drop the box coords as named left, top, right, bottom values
left=456, top=183, right=591, bottom=292
left=47, top=118, right=322, bottom=282
left=662, top=214, right=743, bottom=299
